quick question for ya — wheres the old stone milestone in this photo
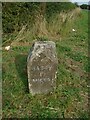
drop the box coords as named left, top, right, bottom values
left=27, top=41, right=58, bottom=95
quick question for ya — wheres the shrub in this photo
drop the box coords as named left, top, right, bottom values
left=2, top=2, right=76, bottom=34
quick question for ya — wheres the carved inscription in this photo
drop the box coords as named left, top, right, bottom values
left=31, top=65, right=52, bottom=83
left=32, top=78, right=50, bottom=83
left=31, top=65, right=52, bottom=71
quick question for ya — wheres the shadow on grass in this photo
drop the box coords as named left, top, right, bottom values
left=15, top=54, right=29, bottom=93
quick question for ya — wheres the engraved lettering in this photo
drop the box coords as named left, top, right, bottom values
left=32, top=78, right=51, bottom=82
left=31, top=65, right=52, bottom=71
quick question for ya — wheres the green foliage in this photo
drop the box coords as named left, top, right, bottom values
left=80, top=4, right=89, bottom=9
left=2, top=2, right=76, bottom=34
left=45, top=2, right=76, bottom=19
left=74, top=2, right=79, bottom=7
left=2, top=2, right=40, bottom=33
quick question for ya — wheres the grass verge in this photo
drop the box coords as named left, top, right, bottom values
left=2, top=10, right=88, bottom=118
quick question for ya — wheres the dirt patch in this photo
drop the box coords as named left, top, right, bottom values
left=58, top=57, right=87, bottom=78
left=66, top=58, right=87, bottom=78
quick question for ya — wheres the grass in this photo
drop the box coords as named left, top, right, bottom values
left=2, top=10, right=89, bottom=118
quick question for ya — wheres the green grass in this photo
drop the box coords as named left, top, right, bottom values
left=2, top=10, right=89, bottom=118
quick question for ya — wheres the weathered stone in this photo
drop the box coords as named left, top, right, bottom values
left=27, top=41, right=58, bottom=95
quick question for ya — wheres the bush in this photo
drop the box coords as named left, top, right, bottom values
left=80, top=4, right=88, bottom=9
left=2, top=2, right=40, bottom=33
left=2, top=2, right=76, bottom=34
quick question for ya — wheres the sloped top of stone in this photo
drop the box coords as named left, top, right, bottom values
left=28, top=41, right=58, bottom=64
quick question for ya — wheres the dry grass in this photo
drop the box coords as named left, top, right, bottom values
left=5, top=7, right=82, bottom=47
